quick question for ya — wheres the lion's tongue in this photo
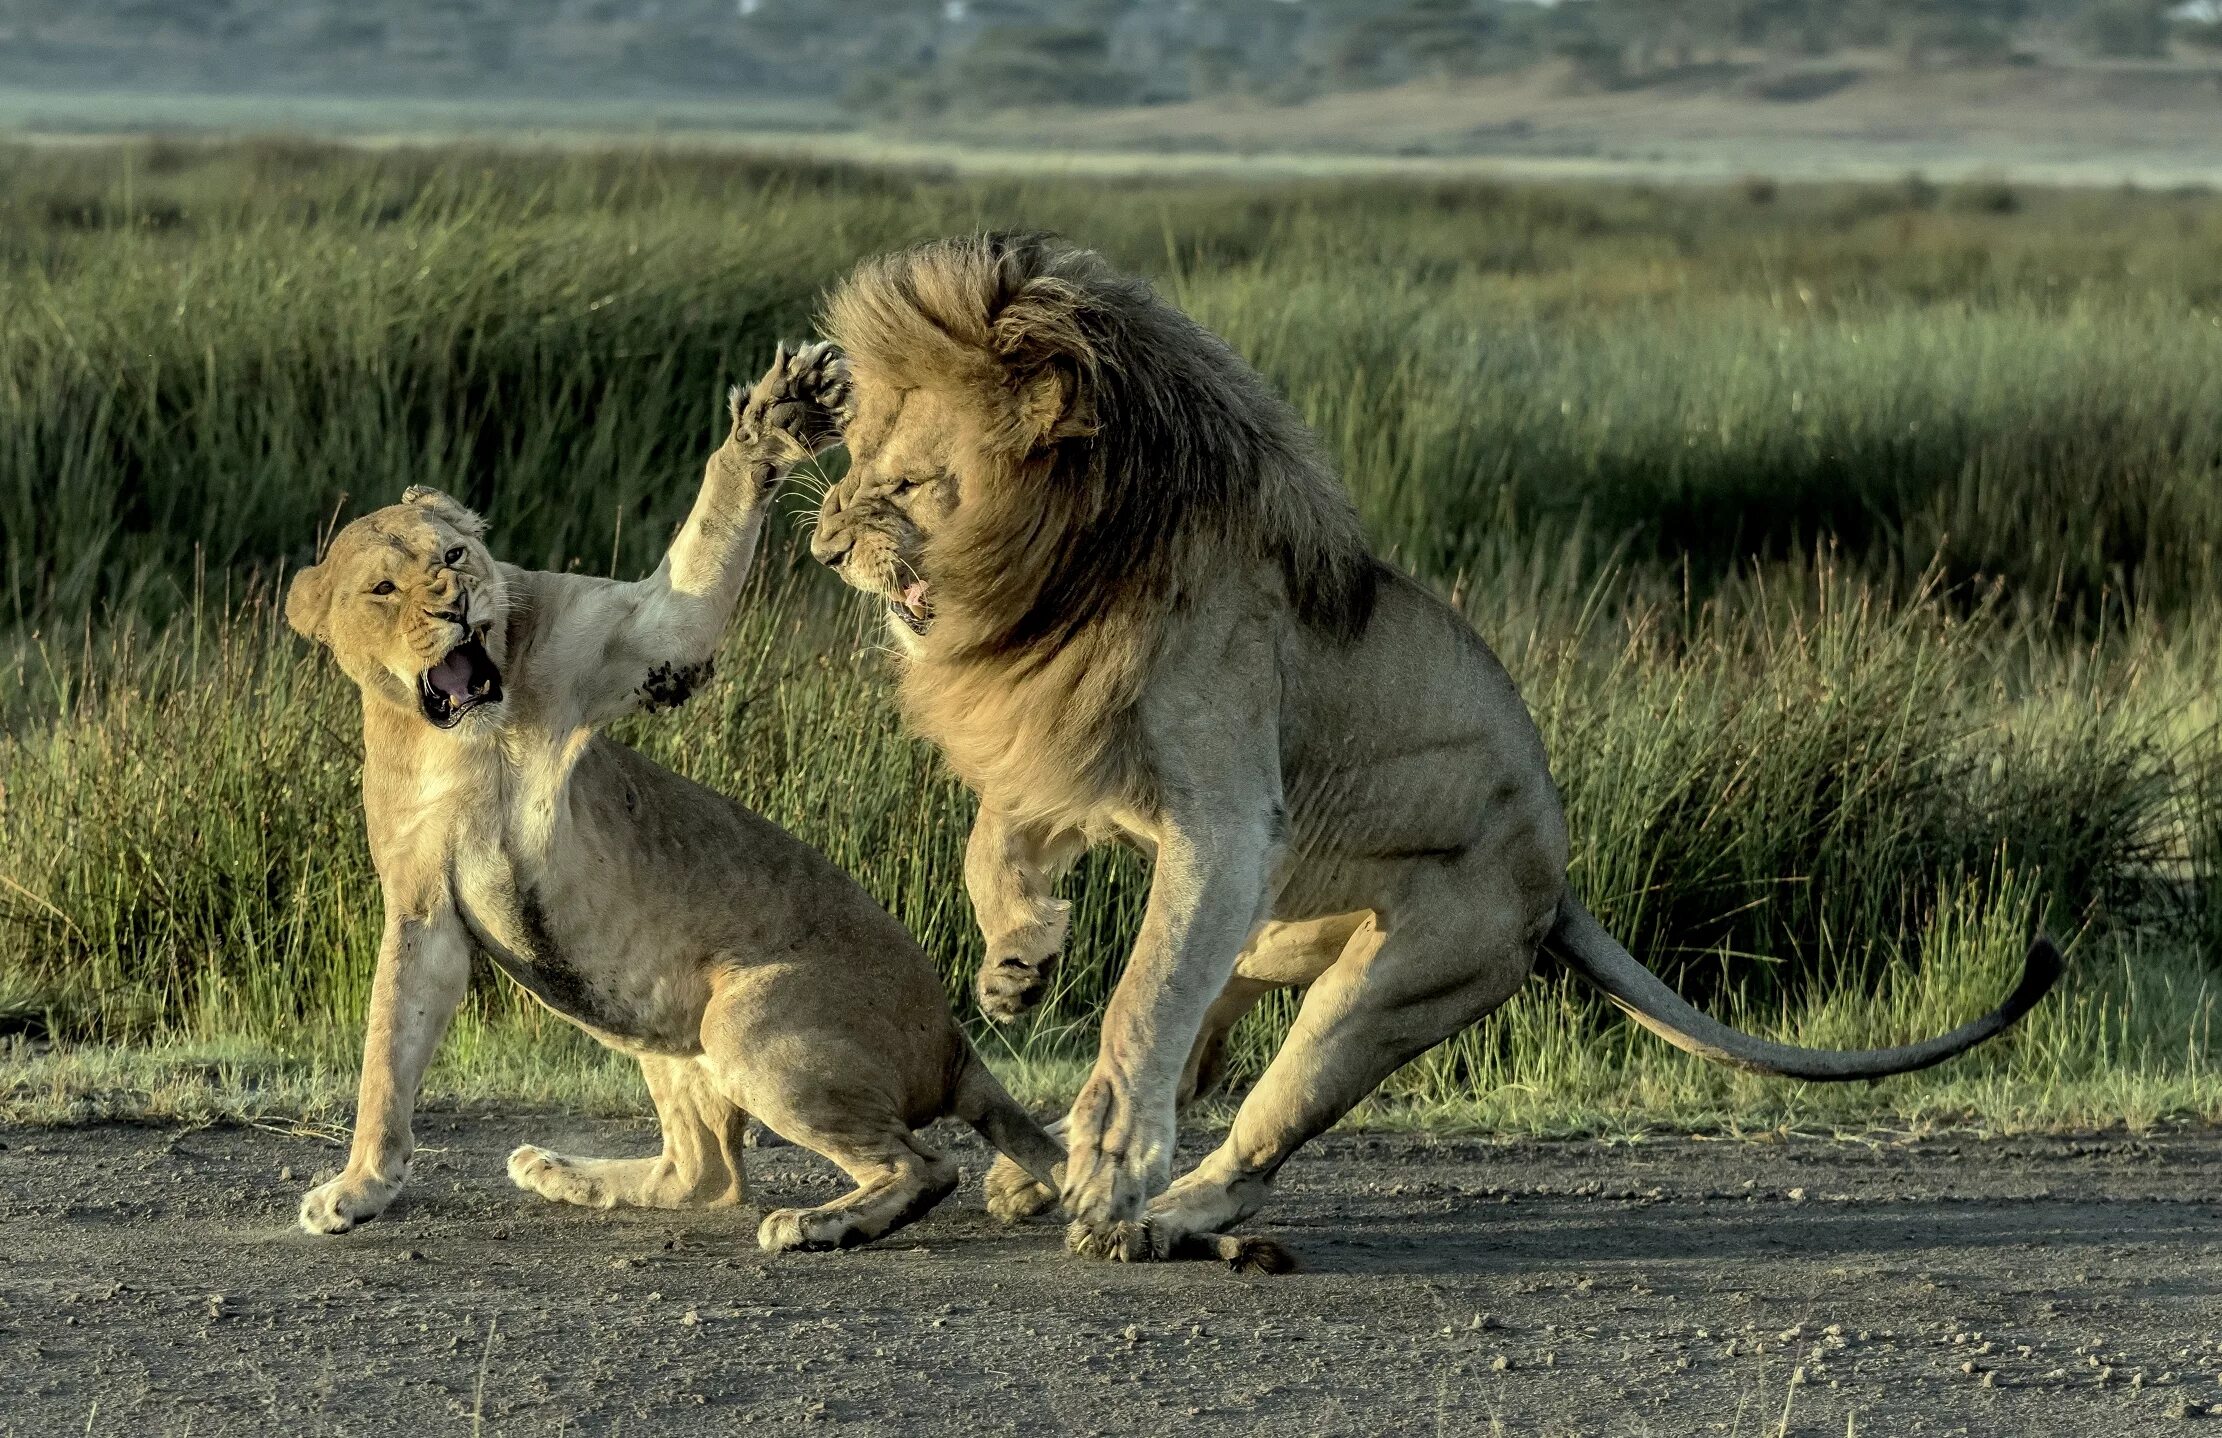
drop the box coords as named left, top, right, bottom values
left=427, top=649, right=476, bottom=701
left=902, top=581, right=928, bottom=614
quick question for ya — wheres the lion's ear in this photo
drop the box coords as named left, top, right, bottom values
left=992, top=277, right=1098, bottom=448
left=1015, top=361, right=1097, bottom=446
left=285, top=563, right=333, bottom=644
left=401, top=485, right=487, bottom=538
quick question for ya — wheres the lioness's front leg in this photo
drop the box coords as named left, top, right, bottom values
left=965, top=806, right=1086, bottom=1024
left=560, top=340, right=850, bottom=728
left=299, top=908, right=469, bottom=1234
left=1061, top=812, right=1278, bottom=1262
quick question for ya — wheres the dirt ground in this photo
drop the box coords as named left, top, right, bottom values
left=3, top=1117, right=2219, bottom=1436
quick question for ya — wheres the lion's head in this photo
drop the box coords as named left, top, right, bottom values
left=286, top=487, right=509, bottom=731
left=810, top=234, right=1377, bottom=671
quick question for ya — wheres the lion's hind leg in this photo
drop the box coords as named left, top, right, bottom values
left=509, top=1055, right=749, bottom=1211
left=1142, top=870, right=1548, bottom=1265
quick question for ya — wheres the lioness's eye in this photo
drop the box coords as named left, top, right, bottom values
left=444, top=546, right=465, bottom=565
left=369, top=580, right=397, bottom=596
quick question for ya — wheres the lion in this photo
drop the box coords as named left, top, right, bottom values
left=806, top=234, right=2064, bottom=1264
left=283, top=342, right=1065, bottom=1253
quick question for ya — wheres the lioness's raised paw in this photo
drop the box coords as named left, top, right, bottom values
left=983, top=1153, right=1059, bottom=1223
left=298, top=1168, right=401, bottom=1235
left=729, top=340, right=851, bottom=462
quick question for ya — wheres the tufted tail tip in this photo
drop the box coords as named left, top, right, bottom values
left=1174, top=1231, right=1299, bottom=1275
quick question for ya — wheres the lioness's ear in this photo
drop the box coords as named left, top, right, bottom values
left=285, top=564, right=333, bottom=644
left=401, top=485, right=487, bottom=538
left=992, top=279, right=1098, bottom=448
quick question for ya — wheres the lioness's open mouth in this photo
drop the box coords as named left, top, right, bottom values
left=419, top=637, right=503, bottom=728
left=890, top=580, right=931, bottom=636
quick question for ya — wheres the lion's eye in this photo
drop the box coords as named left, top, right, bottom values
left=369, top=580, right=397, bottom=596
left=444, top=546, right=465, bottom=566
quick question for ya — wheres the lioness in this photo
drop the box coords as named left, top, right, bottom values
left=285, top=343, right=1062, bottom=1252
left=806, top=234, right=2062, bottom=1263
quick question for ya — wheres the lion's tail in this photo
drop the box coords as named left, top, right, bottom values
left=1548, top=897, right=2064, bottom=1081
left=950, top=1043, right=1065, bottom=1191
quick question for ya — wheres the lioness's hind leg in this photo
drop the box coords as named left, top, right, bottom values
left=695, top=966, right=960, bottom=1251
left=984, top=1114, right=1066, bottom=1223
left=754, top=1130, right=958, bottom=1254
left=510, top=1056, right=749, bottom=1211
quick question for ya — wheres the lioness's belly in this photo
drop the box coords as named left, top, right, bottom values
left=452, top=846, right=712, bottom=1055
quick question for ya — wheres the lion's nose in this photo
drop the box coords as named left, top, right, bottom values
left=810, top=525, right=855, bottom=570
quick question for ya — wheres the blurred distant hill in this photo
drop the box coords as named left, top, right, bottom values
left=6, top=1, right=2220, bottom=107
left=4, top=1, right=2220, bottom=175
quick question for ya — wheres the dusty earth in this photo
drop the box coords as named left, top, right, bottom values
left=2, top=1117, right=2219, bottom=1436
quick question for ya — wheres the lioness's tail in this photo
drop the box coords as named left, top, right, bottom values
left=1548, top=897, right=2063, bottom=1081
left=950, top=1044, right=1066, bottom=1191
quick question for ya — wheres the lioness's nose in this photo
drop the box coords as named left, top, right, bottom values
left=426, top=580, right=466, bottom=624
left=810, top=524, right=855, bottom=570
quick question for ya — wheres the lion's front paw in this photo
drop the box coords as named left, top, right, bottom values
left=298, top=1169, right=400, bottom=1235
left=976, top=952, right=1056, bottom=1024
left=731, top=341, right=851, bottom=460
left=1056, top=1074, right=1173, bottom=1257
left=1064, top=1216, right=1168, bottom=1263
left=983, top=1154, right=1060, bottom=1223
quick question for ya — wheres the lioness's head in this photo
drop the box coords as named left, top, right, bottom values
left=286, top=486, right=508, bottom=731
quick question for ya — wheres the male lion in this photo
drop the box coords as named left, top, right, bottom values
left=284, top=343, right=1062, bottom=1252
left=807, top=235, right=2063, bottom=1264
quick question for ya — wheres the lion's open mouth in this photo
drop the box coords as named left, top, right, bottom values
left=419, top=637, right=503, bottom=729
left=890, top=580, right=932, bottom=636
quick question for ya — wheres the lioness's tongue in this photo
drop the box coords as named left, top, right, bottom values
left=427, top=649, right=475, bottom=701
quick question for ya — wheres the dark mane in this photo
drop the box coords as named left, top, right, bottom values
left=824, top=233, right=1377, bottom=663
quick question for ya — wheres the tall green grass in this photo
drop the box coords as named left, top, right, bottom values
left=1, top=140, right=2217, bottom=1130
left=9, top=142, right=2222, bottom=630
